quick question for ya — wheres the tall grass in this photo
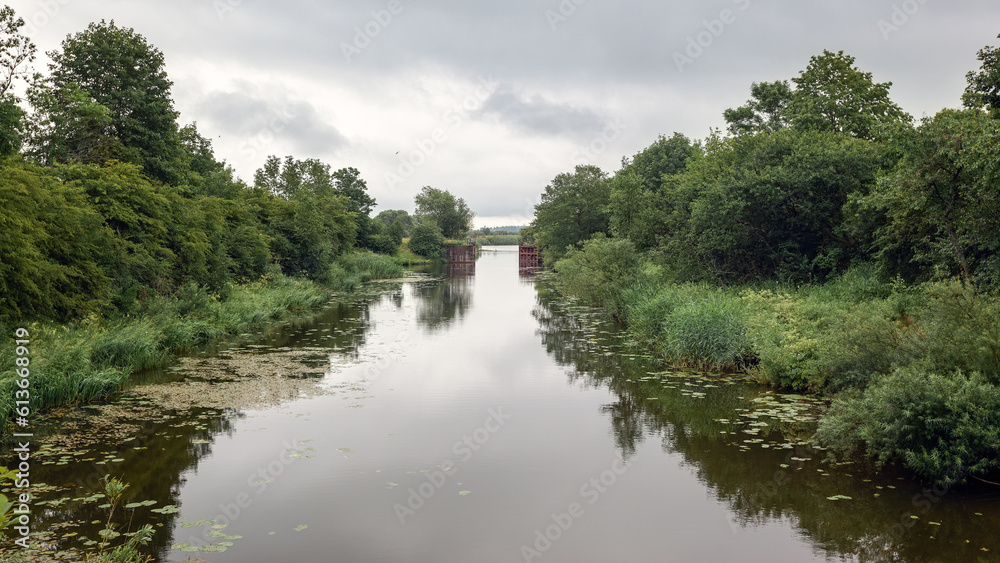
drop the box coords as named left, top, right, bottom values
left=626, top=284, right=751, bottom=371
left=0, top=272, right=334, bottom=437
left=319, top=251, right=404, bottom=290
left=553, top=249, right=1000, bottom=483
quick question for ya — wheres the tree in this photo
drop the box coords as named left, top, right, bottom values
left=251, top=156, right=358, bottom=274
left=619, top=132, right=698, bottom=192
left=963, top=34, right=1000, bottom=118
left=413, top=186, right=474, bottom=238
left=0, top=158, right=113, bottom=321
left=408, top=220, right=444, bottom=259
left=0, top=6, right=36, bottom=156
left=786, top=50, right=910, bottom=140
left=254, top=155, right=334, bottom=199
left=866, top=109, right=1000, bottom=287
left=46, top=20, right=182, bottom=183
left=376, top=209, right=413, bottom=237
left=658, top=128, right=886, bottom=283
left=333, top=167, right=375, bottom=215
left=530, top=164, right=610, bottom=264
left=24, top=79, right=130, bottom=165
left=0, top=5, right=35, bottom=98
left=723, top=81, right=793, bottom=136
left=609, top=132, right=699, bottom=250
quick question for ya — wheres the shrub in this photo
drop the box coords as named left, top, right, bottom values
left=408, top=221, right=445, bottom=259
left=816, top=367, right=1000, bottom=485
left=338, top=251, right=404, bottom=281
left=554, top=234, right=640, bottom=319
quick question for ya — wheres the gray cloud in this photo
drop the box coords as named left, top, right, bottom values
left=477, top=85, right=608, bottom=137
left=194, top=88, right=348, bottom=156
left=14, top=0, right=999, bottom=222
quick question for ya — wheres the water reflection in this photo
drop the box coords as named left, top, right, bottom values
left=413, top=273, right=474, bottom=333
left=529, top=276, right=1000, bottom=563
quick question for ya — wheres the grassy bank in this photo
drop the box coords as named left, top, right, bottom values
left=392, top=240, right=435, bottom=266
left=0, top=252, right=404, bottom=436
left=554, top=235, right=1000, bottom=485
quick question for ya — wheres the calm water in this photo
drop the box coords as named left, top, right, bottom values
left=4, top=247, right=999, bottom=562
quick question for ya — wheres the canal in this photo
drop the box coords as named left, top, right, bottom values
left=3, top=247, right=998, bottom=562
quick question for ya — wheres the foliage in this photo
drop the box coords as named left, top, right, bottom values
left=618, top=131, right=698, bottom=192
left=656, top=128, right=886, bottom=283
left=0, top=465, right=18, bottom=536
left=407, top=220, right=445, bottom=259
left=475, top=235, right=519, bottom=245
left=963, top=33, right=1000, bottom=118
left=816, top=368, right=1000, bottom=486
left=0, top=6, right=36, bottom=98
left=787, top=50, right=911, bottom=140
left=44, top=20, right=182, bottom=183
left=862, top=109, right=1000, bottom=288
left=626, top=281, right=751, bottom=371
left=0, top=158, right=114, bottom=321
left=318, top=250, right=404, bottom=291
left=376, top=209, right=413, bottom=238
left=724, top=80, right=793, bottom=135
left=530, top=164, right=611, bottom=265
left=413, top=186, right=474, bottom=238
left=553, top=234, right=640, bottom=319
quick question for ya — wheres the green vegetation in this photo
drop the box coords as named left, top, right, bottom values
left=408, top=221, right=446, bottom=259
left=413, top=186, right=474, bottom=238
left=536, top=44, right=1000, bottom=484
left=0, top=13, right=423, bottom=435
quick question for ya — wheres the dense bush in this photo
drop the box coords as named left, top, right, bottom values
left=408, top=221, right=445, bottom=259
left=554, top=234, right=640, bottom=319
left=816, top=367, right=1000, bottom=485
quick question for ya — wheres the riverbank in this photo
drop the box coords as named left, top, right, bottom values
left=552, top=235, right=1000, bottom=485
left=0, top=252, right=404, bottom=437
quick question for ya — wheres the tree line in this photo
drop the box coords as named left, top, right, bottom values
left=0, top=10, right=475, bottom=323
left=526, top=46, right=1000, bottom=290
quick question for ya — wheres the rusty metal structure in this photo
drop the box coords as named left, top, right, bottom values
left=444, top=244, right=476, bottom=263
left=518, top=245, right=542, bottom=268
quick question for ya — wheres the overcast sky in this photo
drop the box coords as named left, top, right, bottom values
left=9, top=0, right=997, bottom=226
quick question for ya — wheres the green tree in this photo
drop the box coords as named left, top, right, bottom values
left=963, top=34, right=1000, bottom=118
left=866, top=109, right=1000, bottom=287
left=0, top=158, right=113, bottom=321
left=332, top=166, right=379, bottom=250
left=24, top=79, right=129, bottom=165
left=413, top=186, right=474, bottom=238
left=46, top=20, right=182, bottom=183
left=251, top=157, right=357, bottom=276
left=254, top=155, right=335, bottom=199
left=0, top=5, right=36, bottom=156
left=0, top=6, right=35, bottom=97
left=787, top=50, right=910, bottom=140
left=408, top=220, right=445, bottom=258
left=659, top=128, right=886, bottom=283
left=619, top=132, right=698, bottom=192
left=530, top=164, right=610, bottom=265
left=376, top=209, right=413, bottom=238
left=723, top=81, right=793, bottom=136
left=609, top=132, right=699, bottom=250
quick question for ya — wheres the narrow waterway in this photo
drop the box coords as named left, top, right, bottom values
left=4, top=247, right=998, bottom=562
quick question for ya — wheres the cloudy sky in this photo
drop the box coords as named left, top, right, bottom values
left=9, top=0, right=997, bottom=226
